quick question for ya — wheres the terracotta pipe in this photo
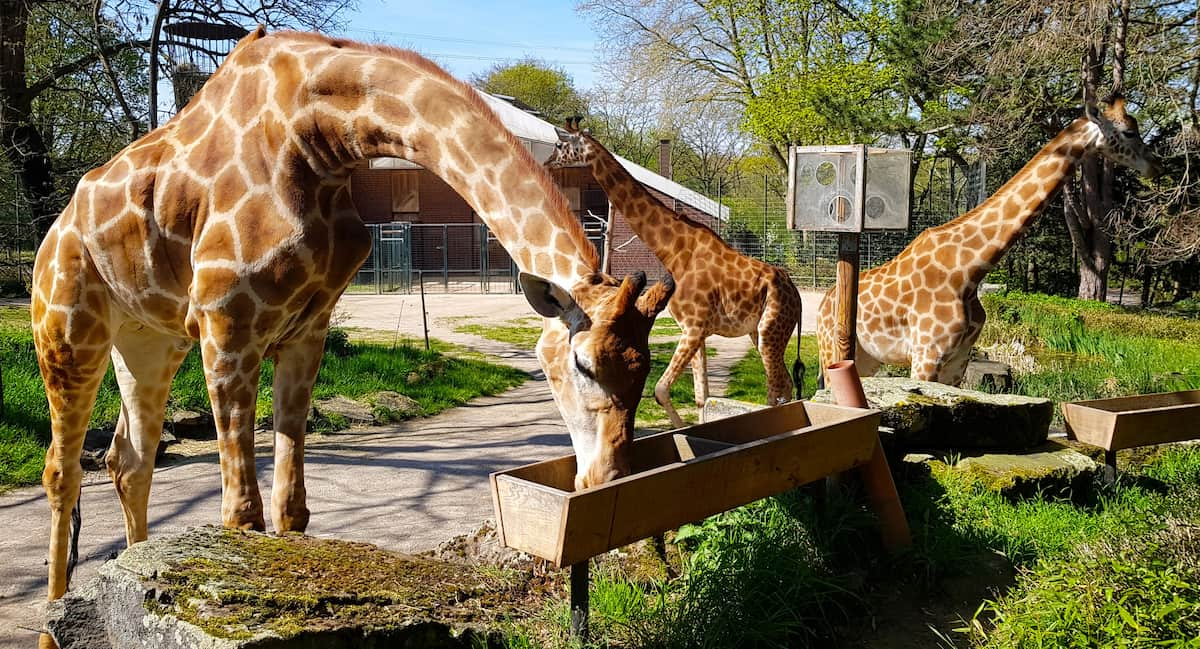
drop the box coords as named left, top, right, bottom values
left=827, top=360, right=869, bottom=408
left=824, top=360, right=912, bottom=550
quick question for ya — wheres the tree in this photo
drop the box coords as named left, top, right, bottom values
left=471, top=58, right=588, bottom=126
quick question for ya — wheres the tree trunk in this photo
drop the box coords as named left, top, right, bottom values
left=1141, top=264, right=1154, bottom=307
left=1, top=0, right=59, bottom=243
left=1063, top=155, right=1114, bottom=302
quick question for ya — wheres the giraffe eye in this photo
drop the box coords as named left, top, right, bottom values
left=574, top=353, right=596, bottom=380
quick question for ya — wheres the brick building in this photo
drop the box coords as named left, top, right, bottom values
left=348, top=92, right=728, bottom=281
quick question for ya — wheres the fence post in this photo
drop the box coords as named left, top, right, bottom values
left=442, top=224, right=449, bottom=291
left=373, top=224, right=381, bottom=295
left=479, top=223, right=488, bottom=294
left=762, top=174, right=769, bottom=260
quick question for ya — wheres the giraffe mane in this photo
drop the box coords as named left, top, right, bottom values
left=234, top=30, right=598, bottom=271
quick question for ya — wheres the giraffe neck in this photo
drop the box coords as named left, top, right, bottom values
left=280, top=36, right=596, bottom=286
left=943, top=118, right=1097, bottom=284
left=580, top=135, right=708, bottom=269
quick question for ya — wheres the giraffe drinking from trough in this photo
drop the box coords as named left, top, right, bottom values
left=31, top=29, right=674, bottom=643
left=815, top=96, right=1161, bottom=385
left=547, top=119, right=804, bottom=427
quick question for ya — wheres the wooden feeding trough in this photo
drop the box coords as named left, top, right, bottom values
left=1063, top=390, right=1200, bottom=478
left=491, top=399, right=908, bottom=639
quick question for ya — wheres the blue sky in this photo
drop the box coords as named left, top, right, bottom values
left=335, top=1, right=602, bottom=89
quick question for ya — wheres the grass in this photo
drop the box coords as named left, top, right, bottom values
left=724, top=334, right=820, bottom=403
left=977, top=292, right=1200, bottom=417
left=0, top=305, right=526, bottom=489
left=501, top=446, right=1200, bottom=648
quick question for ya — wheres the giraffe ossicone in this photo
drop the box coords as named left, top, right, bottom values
left=546, top=121, right=804, bottom=428
left=816, top=95, right=1161, bottom=385
left=30, top=28, right=672, bottom=638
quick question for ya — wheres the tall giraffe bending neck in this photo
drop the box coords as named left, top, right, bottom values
left=32, top=32, right=671, bottom=646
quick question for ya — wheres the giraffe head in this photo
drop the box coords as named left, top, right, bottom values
left=521, top=270, right=675, bottom=490
left=1086, top=94, right=1163, bottom=178
left=546, top=116, right=591, bottom=169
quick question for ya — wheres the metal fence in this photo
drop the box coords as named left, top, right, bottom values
left=348, top=222, right=608, bottom=294
left=0, top=158, right=983, bottom=296
left=708, top=159, right=985, bottom=289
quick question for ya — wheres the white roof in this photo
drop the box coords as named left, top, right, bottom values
left=370, top=91, right=729, bottom=220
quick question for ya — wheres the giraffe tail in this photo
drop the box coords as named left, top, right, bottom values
left=66, top=485, right=81, bottom=585
left=791, top=321, right=807, bottom=400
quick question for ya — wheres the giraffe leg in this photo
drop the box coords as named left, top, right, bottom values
left=655, top=333, right=704, bottom=429
left=197, top=313, right=268, bottom=531
left=689, top=337, right=708, bottom=407
left=32, top=273, right=115, bottom=603
left=852, top=346, right=883, bottom=377
left=758, top=308, right=796, bottom=407
left=106, top=326, right=191, bottom=544
left=269, top=331, right=327, bottom=533
left=909, top=346, right=945, bottom=382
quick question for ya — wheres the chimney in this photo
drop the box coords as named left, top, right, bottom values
left=658, top=138, right=673, bottom=180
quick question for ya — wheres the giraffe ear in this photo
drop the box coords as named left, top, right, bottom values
left=520, top=272, right=582, bottom=321
left=636, top=274, right=675, bottom=320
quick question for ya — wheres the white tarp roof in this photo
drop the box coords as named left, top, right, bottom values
left=370, top=91, right=729, bottom=221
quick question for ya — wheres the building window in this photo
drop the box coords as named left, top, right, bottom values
left=391, top=171, right=420, bottom=215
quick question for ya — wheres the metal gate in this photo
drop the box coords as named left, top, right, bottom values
left=348, top=221, right=610, bottom=294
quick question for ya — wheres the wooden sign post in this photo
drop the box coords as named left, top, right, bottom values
left=786, top=144, right=910, bottom=364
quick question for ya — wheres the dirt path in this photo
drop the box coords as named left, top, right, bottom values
left=0, top=292, right=821, bottom=645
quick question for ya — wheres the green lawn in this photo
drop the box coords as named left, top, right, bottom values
left=0, top=306, right=526, bottom=489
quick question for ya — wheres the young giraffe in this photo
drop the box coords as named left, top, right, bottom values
left=32, top=28, right=673, bottom=633
left=547, top=121, right=804, bottom=427
left=816, top=96, right=1161, bottom=384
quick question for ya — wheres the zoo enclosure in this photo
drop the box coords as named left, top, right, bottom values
left=1, top=159, right=984, bottom=296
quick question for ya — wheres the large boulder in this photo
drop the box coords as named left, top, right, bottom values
left=45, top=526, right=525, bottom=649
left=312, top=395, right=376, bottom=428
left=905, top=441, right=1100, bottom=499
left=812, top=377, right=1052, bottom=450
left=167, top=410, right=216, bottom=440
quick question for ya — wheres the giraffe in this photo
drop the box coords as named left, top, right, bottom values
left=546, top=120, right=804, bottom=428
left=816, top=96, right=1161, bottom=385
left=31, top=28, right=673, bottom=637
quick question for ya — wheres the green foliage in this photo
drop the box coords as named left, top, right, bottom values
left=724, top=334, right=818, bottom=401
left=471, top=58, right=588, bottom=125
left=978, top=292, right=1200, bottom=410
left=970, top=448, right=1200, bottom=647
left=454, top=321, right=543, bottom=350
left=0, top=306, right=525, bottom=488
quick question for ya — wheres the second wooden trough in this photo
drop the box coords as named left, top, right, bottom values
left=491, top=400, right=882, bottom=568
left=1062, top=389, right=1200, bottom=452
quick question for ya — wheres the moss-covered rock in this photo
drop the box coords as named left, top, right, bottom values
left=811, top=377, right=1052, bottom=450
left=45, top=526, right=534, bottom=648
left=921, top=441, right=1100, bottom=499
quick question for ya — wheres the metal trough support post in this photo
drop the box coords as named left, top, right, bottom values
left=570, top=560, right=590, bottom=641
left=1102, top=449, right=1118, bottom=485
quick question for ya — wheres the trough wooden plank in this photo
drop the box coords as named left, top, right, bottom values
left=673, top=435, right=736, bottom=461
left=1063, top=390, right=1200, bottom=451
left=494, top=475, right=568, bottom=561
left=603, top=411, right=879, bottom=549
left=493, top=401, right=883, bottom=566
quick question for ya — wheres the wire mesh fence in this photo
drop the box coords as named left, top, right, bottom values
left=702, top=158, right=984, bottom=290
left=0, top=158, right=983, bottom=297
left=0, top=176, right=38, bottom=296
